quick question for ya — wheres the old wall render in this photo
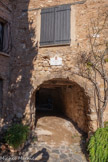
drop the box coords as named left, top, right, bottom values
left=9, top=0, right=108, bottom=133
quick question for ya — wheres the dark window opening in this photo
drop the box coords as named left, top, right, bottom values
left=0, top=18, right=10, bottom=53
left=40, top=4, right=71, bottom=47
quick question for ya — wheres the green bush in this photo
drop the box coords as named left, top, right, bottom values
left=104, top=121, right=108, bottom=127
left=5, top=124, right=29, bottom=149
left=88, top=127, right=108, bottom=162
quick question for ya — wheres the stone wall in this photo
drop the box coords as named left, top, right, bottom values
left=61, top=83, right=89, bottom=133
left=8, top=0, right=108, bottom=133
left=0, top=0, right=12, bottom=129
left=0, top=55, right=9, bottom=115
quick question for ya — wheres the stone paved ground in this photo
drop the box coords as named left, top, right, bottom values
left=0, top=140, right=88, bottom=162
left=19, top=140, right=88, bottom=162
left=0, top=135, right=88, bottom=162
left=0, top=115, right=89, bottom=162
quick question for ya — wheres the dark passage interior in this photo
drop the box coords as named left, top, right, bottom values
left=36, top=87, right=63, bottom=114
left=35, top=79, right=89, bottom=133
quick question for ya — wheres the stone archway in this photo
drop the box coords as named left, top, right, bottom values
left=23, top=74, right=97, bottom=135
left=34, top=78, right=90, bottom=133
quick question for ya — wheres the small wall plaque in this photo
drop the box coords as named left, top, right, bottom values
left=49, top=56, right=62, bottom=66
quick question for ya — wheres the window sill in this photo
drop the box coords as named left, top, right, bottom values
left=39, top=43, right=70, bottom=48
left=0, top=52, right=10, bottom=57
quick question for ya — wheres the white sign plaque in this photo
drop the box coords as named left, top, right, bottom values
left=49, top=56, right=62, bottom=66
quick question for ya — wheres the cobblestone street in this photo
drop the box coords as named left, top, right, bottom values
left=19, top=140, right=88, bottom=162
left=0, top=140, right=88, bottom=162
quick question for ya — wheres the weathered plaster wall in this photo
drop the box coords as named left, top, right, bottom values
left=9, top=0, right=108, bottom=133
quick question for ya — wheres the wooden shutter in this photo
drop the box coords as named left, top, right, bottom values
left=55, top=5, right=71, bottom=45
left=40, top=4, right=71, bottom=46
left=0, top=79, right=3, bottom=109
left=40, top=7, right=55, bottom=46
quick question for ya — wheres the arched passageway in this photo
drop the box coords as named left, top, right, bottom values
left=34, top=79, right=89, bottom=145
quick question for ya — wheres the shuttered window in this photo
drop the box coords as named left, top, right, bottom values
left=40, top=4, right=71, bottom=46
left=0, top=79, right=3, bottom=109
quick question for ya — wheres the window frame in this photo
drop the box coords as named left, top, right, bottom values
left=0, top=17, right=10, bottom=54
left=0, top=22, right=4, bottom=52
left=0, top=78, right=3, bottom=110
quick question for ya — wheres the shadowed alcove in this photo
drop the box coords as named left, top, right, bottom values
left=35, top=79, right=89, bottom=133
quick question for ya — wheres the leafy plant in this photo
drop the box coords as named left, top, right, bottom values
left=104, top=58, right=108, bottom=63
left=32, top=136, right=38, bottom=142
left=87, top=62, right=93, bottom=67
left=5, top=124, right=29, bottom=149
left=88, top=127, right=108, bottom=162
left=104, top=121, right=108, bottom=127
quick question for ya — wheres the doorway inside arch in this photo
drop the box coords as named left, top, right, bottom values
left=35, top=79, right=89, bottom=146
left=36, top=87, right=63, bottom=114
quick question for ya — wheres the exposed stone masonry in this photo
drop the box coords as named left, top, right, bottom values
left=0, top=0, right=12, bottom=130
left=0, top=0, right=108, bottom=134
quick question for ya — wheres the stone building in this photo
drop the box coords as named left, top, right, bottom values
left=0, top=0, right=12, bottom=129
left=0, top=0, right=108, bottom=135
